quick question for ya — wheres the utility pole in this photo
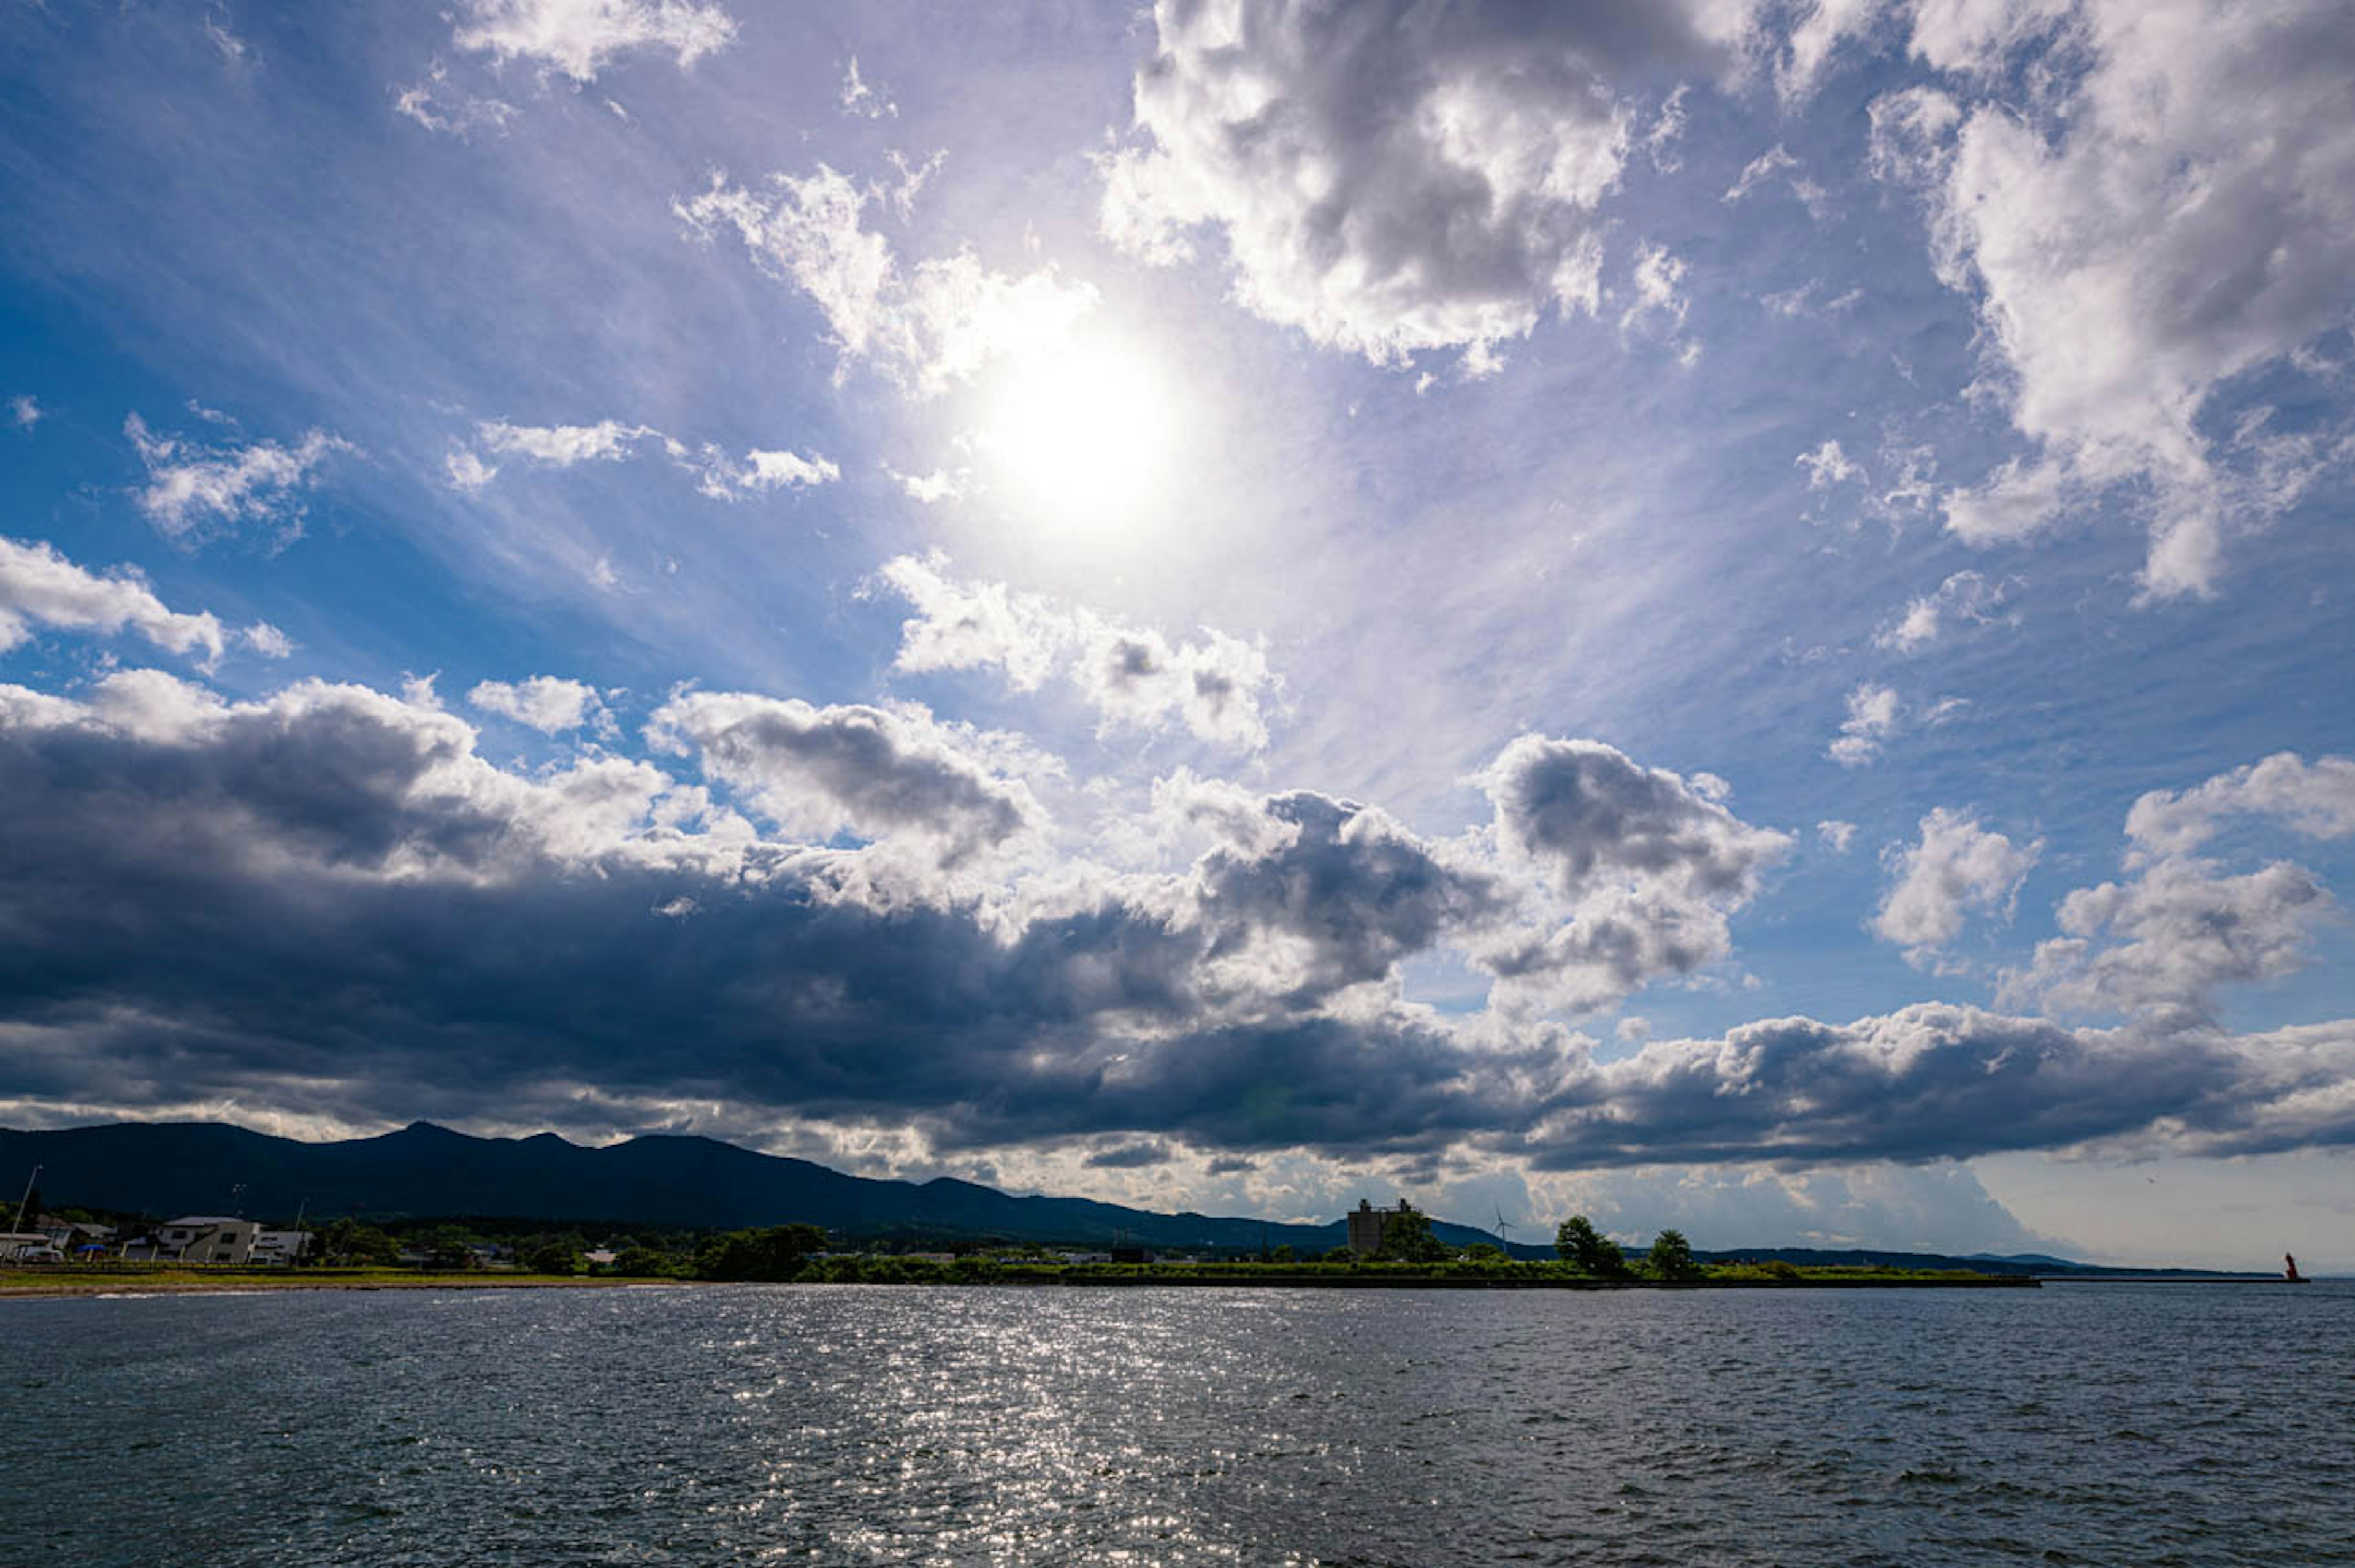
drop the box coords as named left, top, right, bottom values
left=291, top=1198, right=308, bottom=1267
left=10, top=1165, right=38, bottom=1233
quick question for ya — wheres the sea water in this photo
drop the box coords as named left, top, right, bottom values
left=8, top=1281, right=2351, bottom=1565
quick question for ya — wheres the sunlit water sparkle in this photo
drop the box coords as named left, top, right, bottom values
left=9, top=1282, right=2351, bottom=1564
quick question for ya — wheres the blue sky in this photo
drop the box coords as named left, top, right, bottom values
left=3, top=0, right=2352, bottom=1267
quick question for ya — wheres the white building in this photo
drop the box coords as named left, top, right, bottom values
left=129, top=1217, right=259, bottom=1264
left=251, top=1229, right=312, bottom=1266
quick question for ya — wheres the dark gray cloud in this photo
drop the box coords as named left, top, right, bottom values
left=0, top=670, right=2347, bottom=1169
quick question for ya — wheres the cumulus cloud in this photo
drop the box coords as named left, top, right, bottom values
left=1471, top=736, right=1792, bottom=1014
left=1873, top=807, right=2041, bottom=964
left=124, top=412, right=350, bottom=543
left=649, top=690, right=1045, bottom=870
left=1873, top=569, right=2012, bottom=652
left=1098, top=0, right=1745, bottom=372
left=450, top=0, right=738, bottom=82
left=8, top=395, right=39, bottom=430
left=875, top=552, right=1277, bottom=751
left=2007, top=859, right=2332, bottom=1027
left=468, top=675, right=608, bottom=736
left=1817, top=820, right=1858, bottom=853
left=1857, top=0, right=2355, bottom=597
left=2005, top=752, right=2355, bottom=1026
left=677, top=166, right=1096, bottom=399
left=2123, top=752, right=2355, bottom=860
left=0, top=536, right=245, bottom=667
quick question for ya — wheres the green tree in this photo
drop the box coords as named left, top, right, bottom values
left=1373, top=1207, right=1449, bottom=1262
left=1554, top=1215, right=1628, bottom=1277
left=610, top=1245, right=676, bottom=1277
left=1461, top=1242, right=1507, bottom=1263
left=1647, top=1228, right=1702, bottom=1281
left=1268, top=1244, right=1296, bottom=1263
left=524, top=1240, right=580, bottom=1275
left=419, top=1225, right=477, bottom=1270
left=694, top=1223, right=829, bottom=1282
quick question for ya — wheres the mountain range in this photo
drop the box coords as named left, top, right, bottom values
left=3, top=1120, right=2224, bottom=1275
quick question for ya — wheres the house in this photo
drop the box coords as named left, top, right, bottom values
left=129, top=1217, right=259, bottom=1264
left=250, top=1229, right=312, bottom=1266
left=0, top=1232, right=58, bottom=1262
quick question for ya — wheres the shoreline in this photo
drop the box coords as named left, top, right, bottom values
left=2, top=1270, right=2043, bottom=1300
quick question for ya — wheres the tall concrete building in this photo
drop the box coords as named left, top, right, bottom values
left=1347, top=1198, right=1417, bottom=1256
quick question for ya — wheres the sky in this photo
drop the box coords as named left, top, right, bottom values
left=2, top=0, right=2352, bottom=1269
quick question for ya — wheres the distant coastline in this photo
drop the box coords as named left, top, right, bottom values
left=2, top=1261, right=2047, bottom=1300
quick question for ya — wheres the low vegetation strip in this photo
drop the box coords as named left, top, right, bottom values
left=2, top=1255, right=2035, bottom=1298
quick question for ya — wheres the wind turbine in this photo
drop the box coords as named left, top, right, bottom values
left=1493, top=1204, right=1515, bottom=1254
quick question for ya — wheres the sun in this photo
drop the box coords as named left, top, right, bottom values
left=979, top=331, right=1184, bottom=537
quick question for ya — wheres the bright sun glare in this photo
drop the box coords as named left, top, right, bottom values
left=981, top=333, right=1182, bottom=535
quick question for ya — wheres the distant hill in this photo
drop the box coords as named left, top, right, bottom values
left=0, top=1120, right=1516, bottom=1255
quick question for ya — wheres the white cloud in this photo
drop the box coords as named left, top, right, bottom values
left=242, top=622, right=294, bottom=659
left=1619, top=242, right=1690, bottom=335
left=393, top=64, right=519, bottom=139
left=2007, top=859, right=2331, bottom=1027
left=124, top=413, right=350, bottom=542
left=665, top=441, right=841, bottom=500
left=1779, top=0, right=1893, bottom=98
left=469, top=675, right=608, bottom=736
left=1828, top=681, right=1901, bottom=767
left=677, top=166, right=1096, bottom=399
left=1796, top=438, right=1864, bottom=491
left=2004, top=752, right=2355, bottom=1025
left=884, top=464, right=965, bottom=505
left=456, top=421, right=837, bottom=502
left=0, top=535, right=231, bottom=665
left=8, top=396, right=39, bottom=431
left=1874, top=568, right=2012, bottom=652
left=875, top=552, right=1277, bottom=751
left=450, top=0, right=738, bottom=82
left=1866, top=0, right=2355, bottom=597
left=2124, top=753, right=2355, bottom=860
left=1818, top=820, right=1859, bottom=853
left=838, top=55, right=895, bottom=119
left=1097, top=0, right=1744, bottom=372
left=1939, top=453, right=2073, bottom=546
left=1874, top=807, right=2040, bottom=962
left=1722, top=143, right=1829, bottom=216
left=477, top=419, right=652, bottom=466
left=445, top=447, right=499, bottom=493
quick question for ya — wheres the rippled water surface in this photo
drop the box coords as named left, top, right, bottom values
left=10, top=1282, right=2353, bottom=1565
